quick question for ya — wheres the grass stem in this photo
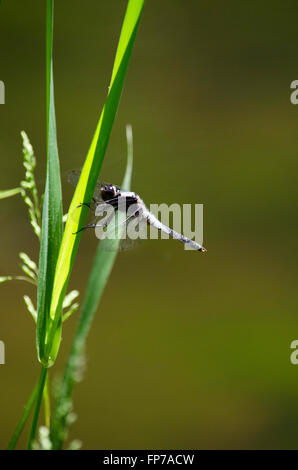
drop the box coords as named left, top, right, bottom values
left=27, top=366, right=48, bottom=449
left=7, top=382, right=38, bottom=450
left=43, top=375, right=51, bottom=428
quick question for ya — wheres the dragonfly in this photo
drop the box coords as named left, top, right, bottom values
left=67, top=170, right=207, bottom=252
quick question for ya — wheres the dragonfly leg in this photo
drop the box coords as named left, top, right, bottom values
left=73, top=216, right=114, bottom=234
left=73, top=223, right=100, bottom=234
left=77, top=201, right=91, bottom=209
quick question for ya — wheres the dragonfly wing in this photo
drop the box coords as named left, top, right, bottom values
left=100, top=212, right=146, bottom=252
left=67, top=168, right=104, bottom=204
left=67, top=168, right=81, bottom=187
left=119, top=236, right=141, bottom=252
left=100, top=227, right=141, bottom=252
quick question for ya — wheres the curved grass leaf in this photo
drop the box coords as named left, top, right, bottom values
left=36, top=0, right=63, bottom=364
left=45, top=0, right=145, bottom=366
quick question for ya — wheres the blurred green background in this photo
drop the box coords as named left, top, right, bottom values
left=1, top=0, right=298, bottom=449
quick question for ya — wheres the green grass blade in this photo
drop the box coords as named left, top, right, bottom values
left=45, top=0, right=145, bottom=366
left=36, top=0, right=63, bottom=364
left=50, top=126, right=133, bottom=449
left=7, top=382, right=38, bottom=450
left=27, top=367, right=48, bottom=449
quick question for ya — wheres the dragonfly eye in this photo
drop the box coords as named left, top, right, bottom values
left=102, top=184, right=117, bottom=201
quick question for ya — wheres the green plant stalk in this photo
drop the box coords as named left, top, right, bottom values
left=45, top=0, right=145, bottom=367
left=7, top=382, right=38, bottom=450
left=27, top=367, right=48, bottom=449
left=43, top=375, right=51, bottom=428
left=50, top=126, right=133, bottom=449
left=50, top=246, right=120, bottom=449
left=37, top=0, right=63, bottom=365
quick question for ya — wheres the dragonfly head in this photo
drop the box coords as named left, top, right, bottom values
left=101, top=184, right=119, bottom=201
